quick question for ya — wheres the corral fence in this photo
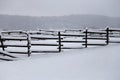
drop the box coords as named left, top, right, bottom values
left=0, top=27, right=120, bottom=58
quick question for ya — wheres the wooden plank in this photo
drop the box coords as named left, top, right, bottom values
left=8, top=51, right=28, bottom=54
left=83, top=31, right=106, bottom=34
left=60, top=34, right=85, bottom=37
left=61, top=40, right=85, bottom=43
left=3, top=45, right=28, bottom=47
left=0, top=36, right=5, bottom=51
left=61, top=47, right=84, bottom=49
left=31, top=43, right=62, bottom=46
left=0, top=46, right=7, bottom=48
left=0, top=58, right=13, bottom=61
left=109, top=41, right=120, bottom=43
left=82, top=44, right=106, bottom=46
left=85, top=29, right=88, bottom=48
left=1, top=31, right=27, bottom=34
left=31, top=51, right=60, bottom=53
left=29, top=32, right=57, bottom=36
left=0, top=51, right=16, bottom=58
left=2, top=38, right=27, bottom=41
left=29, top=32, right=41, bottom=34
left=31, top=37, right=63, bottom=40
left=108, top=29, right=120, bottom=32
left=27, top=33, right=31, bottom=57
left=109, top=36, right=120, bottom=38
left=58, top=32, right=61, bottom=52
left=83, top=37, right=106, bottom=40
left=106, top=27, right=109, bottom=44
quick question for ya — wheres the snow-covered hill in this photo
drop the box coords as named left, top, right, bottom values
left=0, top=14, right=120, bottom=30
left=0, top=44, right=120, bottom=80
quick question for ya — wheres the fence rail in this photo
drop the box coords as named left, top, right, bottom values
left=0, top=27, right=120, bottom=59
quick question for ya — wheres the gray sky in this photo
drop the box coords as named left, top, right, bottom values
left=0, top=0, right=120, bottom=17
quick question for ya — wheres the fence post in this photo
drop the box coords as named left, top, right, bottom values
left=85, top=29, right=88, bottom=48
left=58, top=32, right=61, bottom=52
left=27, top=33, right=31, bottom=57
left=0, top=34, right=5, bottom=51
left=106, top=27, right=109, bottom=45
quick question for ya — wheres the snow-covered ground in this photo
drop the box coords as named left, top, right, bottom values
left=0, top=44, right=120, bottom=80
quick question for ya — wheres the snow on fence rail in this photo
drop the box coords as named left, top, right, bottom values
left=0, top=27, right=120, bottom=60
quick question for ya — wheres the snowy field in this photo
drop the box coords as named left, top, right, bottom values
left=0, top=29, right=120, bottom=80
left=0, top=44, right=120, bottom=80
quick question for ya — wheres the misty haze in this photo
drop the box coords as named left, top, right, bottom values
left=0, top=0, right=120, bottom=30
left=0, top=0, right=120, bottom=80
left=0, top=14, right=120, bottom=30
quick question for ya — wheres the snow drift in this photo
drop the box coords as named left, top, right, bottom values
left=0, top=44, right=120, bottom=80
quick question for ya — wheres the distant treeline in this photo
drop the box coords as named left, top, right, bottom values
left=0, top=14, right=120, bottom=30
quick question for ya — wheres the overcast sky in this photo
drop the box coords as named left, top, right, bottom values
left=0, top=0, right=120, bottom=17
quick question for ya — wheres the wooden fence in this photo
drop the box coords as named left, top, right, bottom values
left=0, top=27, right=120, bottom=59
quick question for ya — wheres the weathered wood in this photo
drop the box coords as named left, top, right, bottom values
left=31, top=43, right=61, bottom=46
left=31, top=37, right=63, bottom=40
left=108, top=29, right=120, bottom=32
left=61, top=47, right=84, bottom=49
left=0, top=58, right=13, bottom=61
left=82, top=44, right=106, bottom=46
left=0, top=46, right=7, bottom=48
left=2, top=45, right=28, bottom=47
left=8, top=51, right=28, bottom=54
left=84, top=31, right=106, bottom=34
left=60, top=41, right=85, bottom=43
left=109, top=36, right=120, bottom=38
left=85, top=29, right=88, bottom=48
left=109, top=41, right=120, bottom=43
left=0, top=51, right=16, bottom=58
left=83, top=37, right=106, bottom=40
left=29, top=32, right=41, bottom=34
left=106, top=27, right=109, bottom=44
left=27, top=33, right=31, bottom=57
left=30, top=32, right=56, bottom=36
left=31, top=51, right=60, bottom=53
left=2, top=38, right=27, bottom=41
left=0, top=35, right=5, bottom=51
left=58, top=32, right=61, bottom=52
left=60, top=34, right=85, bottom=37
left=1, top=31, right=27, bottom=34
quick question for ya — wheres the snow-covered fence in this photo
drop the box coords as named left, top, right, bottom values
left=59, top=31, right=85, bottom=49
left=0, top=35, right=5, bottom=51
left=29, top=31, right=63, bottom=55
left=83, top=28, right=107, bottom=47
left=0, top=28, right=120, bottom=58
left=58, top=32, right=62, bottom=52
left=0, top=50, right=16, bottom=61
left=0, top=31, right=29, bottom=56
left=106, top=28, right=120, bottom=43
